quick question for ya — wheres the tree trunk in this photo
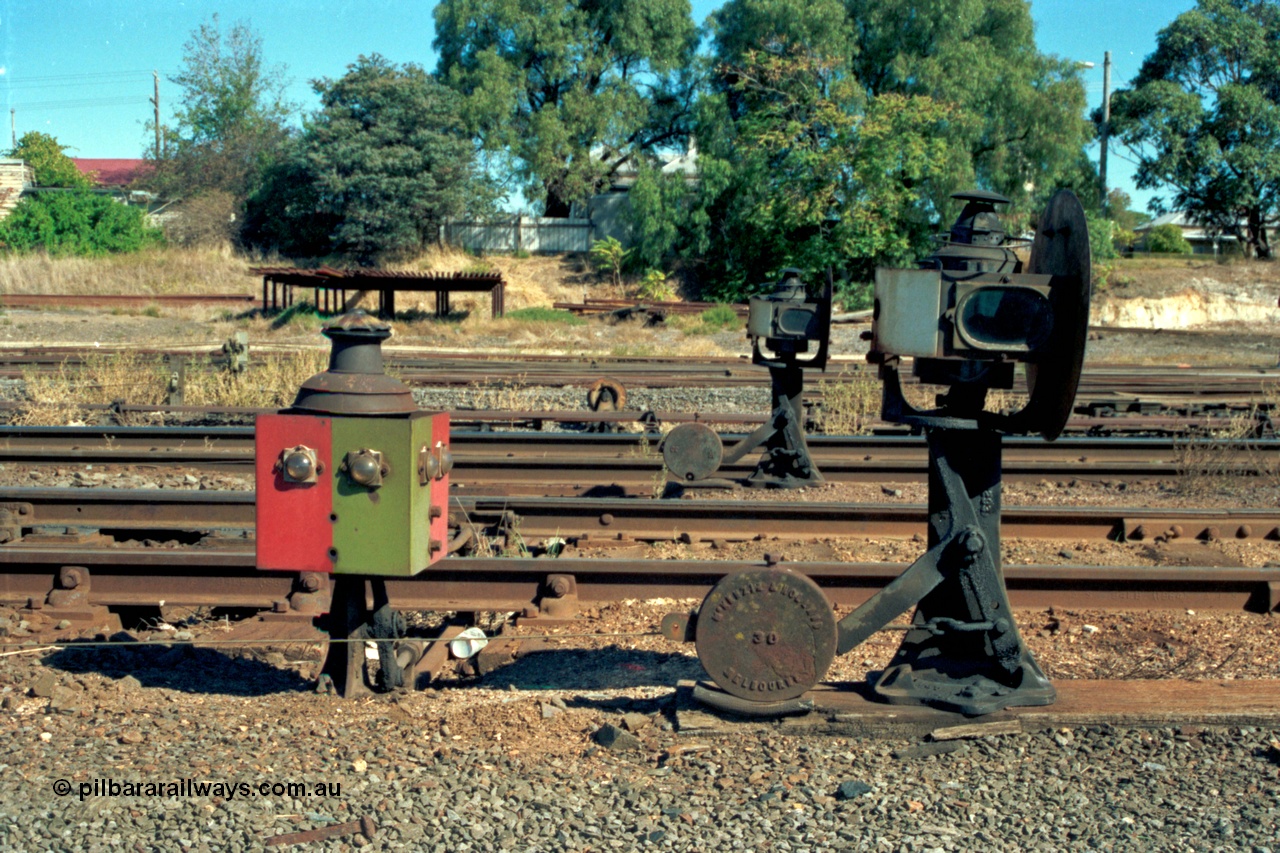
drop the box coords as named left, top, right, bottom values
left=1247, top=207, right=1272, bottom=260
left=543, top=184, right=572, bottom=219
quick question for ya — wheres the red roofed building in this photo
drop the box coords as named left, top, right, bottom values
left=70, top=158, right=151, bottom=187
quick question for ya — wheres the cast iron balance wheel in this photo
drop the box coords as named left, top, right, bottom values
left=662, top=269, right=832, bottom=489
left=690, top=190, right=1090, bottom=716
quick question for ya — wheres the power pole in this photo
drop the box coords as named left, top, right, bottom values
left=1099, top=50, right=1111, bottom=211
left=150, top=70, right=161, bottom=159
left=9, top=109, right=14, bottom=151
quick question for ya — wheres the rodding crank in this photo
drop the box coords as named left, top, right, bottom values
left=685, top=189, right=1092, bottom=716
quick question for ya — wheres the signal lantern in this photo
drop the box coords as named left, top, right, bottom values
left=255, top=311, right=450, bottom=576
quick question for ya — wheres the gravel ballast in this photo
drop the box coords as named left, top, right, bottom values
left=1, top=684, right=1277, bottom=852
left=2, top=600, right=1279, bottom=852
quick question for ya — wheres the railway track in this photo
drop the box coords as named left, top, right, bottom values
left=0, top=546, right=1275, bottom=614
left=0, top=293, right=256, bottom=309
left=0, top=343, right=1276, bottom=405
left=0, top=400, right=1252, bottom=436
left=0, top=427, right=1269, bottom=494
left=2, top=486, right=1277, bottom=547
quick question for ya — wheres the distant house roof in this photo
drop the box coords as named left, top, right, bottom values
left=1134, top=210, right=1277, bottom=244
left=70, top=158, right=150, bottom=187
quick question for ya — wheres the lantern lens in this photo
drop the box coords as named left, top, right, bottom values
left=955, top=286, right=1053, bottom=351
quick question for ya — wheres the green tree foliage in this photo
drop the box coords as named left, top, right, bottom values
left=0, top=193, right=163, bottom=256
left=629, top=0, right=1091, bottom=299
left=433, top=0, right=698, bottom=215
left=1104, top=189, right=1149, bottom=253
left=147, top=15, right=295, bottom=208
left=246, top=56, right=490, bottom=262
left=1144, top=223, right=1194, bottom=254
left=1109, top=0, right=1280, bottom=258
left=242, top=147, right=337, bottom=257
left=8, top=132, right=91, bottom=188
left=712, top=0, right=1091, bottom=218
left=632, top=48, right=958, bottom=299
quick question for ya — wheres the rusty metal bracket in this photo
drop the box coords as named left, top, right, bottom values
left=46, top=565, right=91, bottom=610
left=535, top=573, right=579, bottom=620
left=289, top=572, right=331, bottom=614
left=0, top=501, right=33, bottom=543
left=661, top=610, right=697, bottom=643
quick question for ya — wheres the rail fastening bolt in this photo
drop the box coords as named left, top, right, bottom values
left=549, top=576, right=572, bottom=597
left=59, top=567, right=88, bottom=589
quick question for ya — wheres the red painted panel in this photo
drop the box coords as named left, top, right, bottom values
left=255, top=413, right=333, bottom=572
left=428, top=412, right=450, bottom=566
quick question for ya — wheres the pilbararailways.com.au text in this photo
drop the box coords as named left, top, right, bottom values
left=53, top=778, right=342, bottom=802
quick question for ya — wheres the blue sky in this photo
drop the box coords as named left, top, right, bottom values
left=0, top=0, right=1196, bottom=212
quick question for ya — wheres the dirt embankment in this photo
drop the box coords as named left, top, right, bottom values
left=1094, top=259, right=1279, bottom=330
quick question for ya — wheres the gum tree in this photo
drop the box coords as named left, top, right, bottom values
left=1109, top=0, right=1280, bottom=258
left=434, top=0, right=698, bottom=216
left=713, top=0, right=1091, bottom=221
left=148, top=15, right=295, bottom=207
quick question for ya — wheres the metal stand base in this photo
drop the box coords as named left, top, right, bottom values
left=836, top=428, right=1055, bottom=716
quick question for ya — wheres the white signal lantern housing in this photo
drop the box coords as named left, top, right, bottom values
left=873, top=271, right=1058, bottom=360
left=869, top=189, right=1091, bottom=441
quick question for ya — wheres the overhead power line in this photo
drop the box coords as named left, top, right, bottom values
left=11, top=96, right=150, bottom=111
left=1, top=78, right=157, bottom=91
left=0, top=69, right=156, bottom=83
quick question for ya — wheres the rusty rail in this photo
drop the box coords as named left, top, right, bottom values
left=0, top=427, right=1271, bottom=493
left=0, top=548, right=1275, bottom=613
left=2, top=487, right=1278, bottom=546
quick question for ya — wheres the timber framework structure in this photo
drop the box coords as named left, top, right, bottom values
left=250, top=267, right=506, bottom=319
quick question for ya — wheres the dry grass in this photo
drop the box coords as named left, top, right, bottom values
left=815, top=368, right=880, bottom=434
left=14, top=348, right=328, bottom=425
left=395, top=247, right=617, bottom=320
left=15, top=352, right=169, bottom=425
left=1172, top=408, right=1274, bottom=498
left=0, top=247, right=255, bottom=296
left=185, top=349, right=328, bottom=409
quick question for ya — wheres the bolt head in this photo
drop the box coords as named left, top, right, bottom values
left=283, top=450, right=315, bottom=482
left=960, top=529, right=985, bottom=554
left=345, top=449, right=385, bottom=487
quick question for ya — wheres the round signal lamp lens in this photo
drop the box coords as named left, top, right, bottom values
left=283, top=450, right=315, bottom=482
left=349, top=453, right=381, bottom=487
left=955, top=286, right=1053, bottom=351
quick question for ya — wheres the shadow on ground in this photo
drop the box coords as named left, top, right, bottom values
left=44, top=639, right=312, bottom=696
left=454, top=644, right=705, bottom=693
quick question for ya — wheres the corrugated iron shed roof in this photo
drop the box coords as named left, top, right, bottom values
left=70, top=158, right=150, bottom=187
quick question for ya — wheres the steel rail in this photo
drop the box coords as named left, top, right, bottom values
left=0, top=428, right=1269, bottom=491
left=0, top=401, right=1258, bottom=435
left=2, top=487, right=1278, bottom=545
left=0, top=294, right=256, bottom=308
left=0, top=549, right=1275, bottom=613
left=0, top=343, right=1277, bottom=398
